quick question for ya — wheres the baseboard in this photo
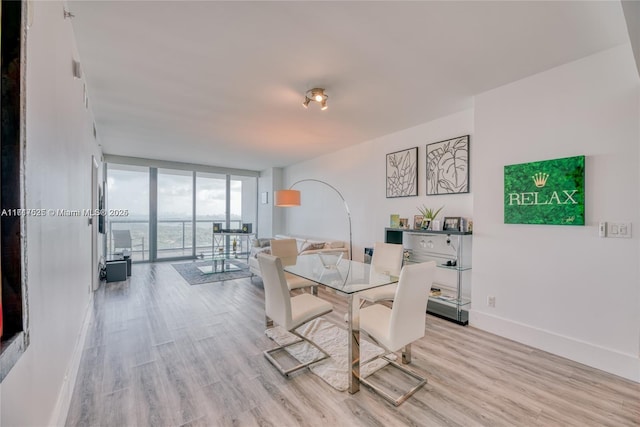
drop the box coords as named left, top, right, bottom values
left=469, top=309, right=640, bottom=383
left=49, top=292, right=94, bottom=426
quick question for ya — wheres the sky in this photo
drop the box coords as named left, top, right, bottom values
left=107, top=166, right=242, bottom=219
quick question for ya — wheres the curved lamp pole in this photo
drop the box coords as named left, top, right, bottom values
left=275, top=179, right=353, bottom=260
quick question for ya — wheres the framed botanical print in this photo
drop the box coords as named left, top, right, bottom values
left=426, top=135, right=469, bottom=195
left=386, top=147, right=418, bottom=198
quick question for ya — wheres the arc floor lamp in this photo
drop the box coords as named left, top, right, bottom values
left=274, top=179, right=353, bottom=260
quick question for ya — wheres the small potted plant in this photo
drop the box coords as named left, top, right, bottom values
left=417, top=205, right=444, bottom=230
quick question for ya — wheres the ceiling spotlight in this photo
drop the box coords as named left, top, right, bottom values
left=303, top=88, right=328, bottom=111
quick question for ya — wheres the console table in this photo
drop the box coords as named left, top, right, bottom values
left=198, top=231, right=254, bottom=274
left=385, top=228, right=472, bottom=325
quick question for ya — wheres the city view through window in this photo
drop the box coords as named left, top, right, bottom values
left=107, top=164, right=256, bottom=261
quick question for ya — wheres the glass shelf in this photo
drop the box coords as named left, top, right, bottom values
left=386, top=228, right=472, bottom=325
left=429, top=294, right=471, bottom=307
left=437, top=263, right=472, bottom=272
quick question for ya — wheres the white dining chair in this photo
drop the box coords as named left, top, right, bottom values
left=258, top=253, right=333, bottom=376
left=270, top=239, right=318, bottom=295
left=342, top=242, right=404, bottom=323
left=358, top=242, right=404, bottom=305
left=359, top=260, right=436, bottom=406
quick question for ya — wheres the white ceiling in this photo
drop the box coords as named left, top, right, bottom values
left=70, top=1, right=629, bottom=172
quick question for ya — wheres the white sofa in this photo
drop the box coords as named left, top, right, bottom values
left=248, top=234, right=349, bottom=279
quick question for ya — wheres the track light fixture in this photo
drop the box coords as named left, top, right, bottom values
left=302, top=88, right=328, bottom=110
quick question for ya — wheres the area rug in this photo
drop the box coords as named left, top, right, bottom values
left=172, top=260, right=252, bottom=285
left=265, top=317, right=395, bottom=391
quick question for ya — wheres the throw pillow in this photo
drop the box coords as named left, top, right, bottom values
left=253, top=247, right=271, bottom=257
left=253, top=238, right=271, bottom=248
left=300, top=242, right=325, bottom=253
left=258, top=238, right=271, bottom=248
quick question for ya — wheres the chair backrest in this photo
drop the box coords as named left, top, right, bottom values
left=258, top=253, right=293, bottom=330
left=371, top=242, right=404, bottom=276
left=112, top=229, right=132, bottom=249
left=270, top=239, right=299, bottom=266
left=388, top=261, right=436, bottom=351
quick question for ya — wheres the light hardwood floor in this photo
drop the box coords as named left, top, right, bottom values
left=66, top=262, right=640, bottom=427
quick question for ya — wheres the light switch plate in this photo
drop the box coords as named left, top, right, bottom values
left=607, top=222, right=632, bottom=238
left=599, top=221, right=607, bottom=237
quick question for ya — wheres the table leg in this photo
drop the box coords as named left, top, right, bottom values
left=348, top=294, right=360, bottom=394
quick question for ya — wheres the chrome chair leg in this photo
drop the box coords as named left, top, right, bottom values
left=402, top=343, right=412, bottom=364
left=359, top=357, right=427, bottom=406
left=264, top=329, right=330, bottom=376
left=359, top=343, right=427, bottom=406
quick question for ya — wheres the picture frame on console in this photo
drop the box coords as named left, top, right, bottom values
left=443, top=217, right=461, bottom=231
left=413, top=215, right=423, bottom=230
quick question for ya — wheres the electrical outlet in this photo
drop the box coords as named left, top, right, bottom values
left=487, top=296, right=496, bottom=308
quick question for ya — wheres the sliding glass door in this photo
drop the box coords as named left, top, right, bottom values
left=106, top=164, right=150, bottom=261
left=157, top=169, right=194, bottom=259
left=195, top=172, right=227, bottom=258
left=106, top=162, right=257, bottom=262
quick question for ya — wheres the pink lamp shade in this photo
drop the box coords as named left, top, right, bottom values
left=275, top=189, right=301, bottom=207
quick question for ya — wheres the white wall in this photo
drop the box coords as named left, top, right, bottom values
left=472, top=44, right=640, bottom=381
left=280, top=44, right=640, bottom=382
left=239, top=175, right=258, bottom=230
left=282, top=109, right=474, bottom=261
left=0, top=2, right=104, bottom=425
left=257, top=167, right=283, bottom=238
left=622, top=0, right=640, bottom=77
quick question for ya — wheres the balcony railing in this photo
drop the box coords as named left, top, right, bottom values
left=108, top=219, right=243, bottom=261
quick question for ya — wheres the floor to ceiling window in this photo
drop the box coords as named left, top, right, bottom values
left=157, top=169, right=194, bottom=259
left=105, top=160, right=258, bottom=262
left=106, top=164, right=150, bottom=261
left=195, top=172, right=227, bottom=258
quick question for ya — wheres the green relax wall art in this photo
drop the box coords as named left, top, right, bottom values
left=504, top=155, right=585, bottom=225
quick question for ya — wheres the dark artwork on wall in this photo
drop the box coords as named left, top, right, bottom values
left=386, top=147, right=418, bottom=198
left=1, top=0, right=24, bottom=341
left=98, top=186, right=105, bottom=234
left=1, top=0, right=30, bottom=382
left=426, top=135, right=470, bottom=195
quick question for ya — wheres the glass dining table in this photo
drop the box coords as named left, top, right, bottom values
left=284, top=253, right=399, bottom=394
